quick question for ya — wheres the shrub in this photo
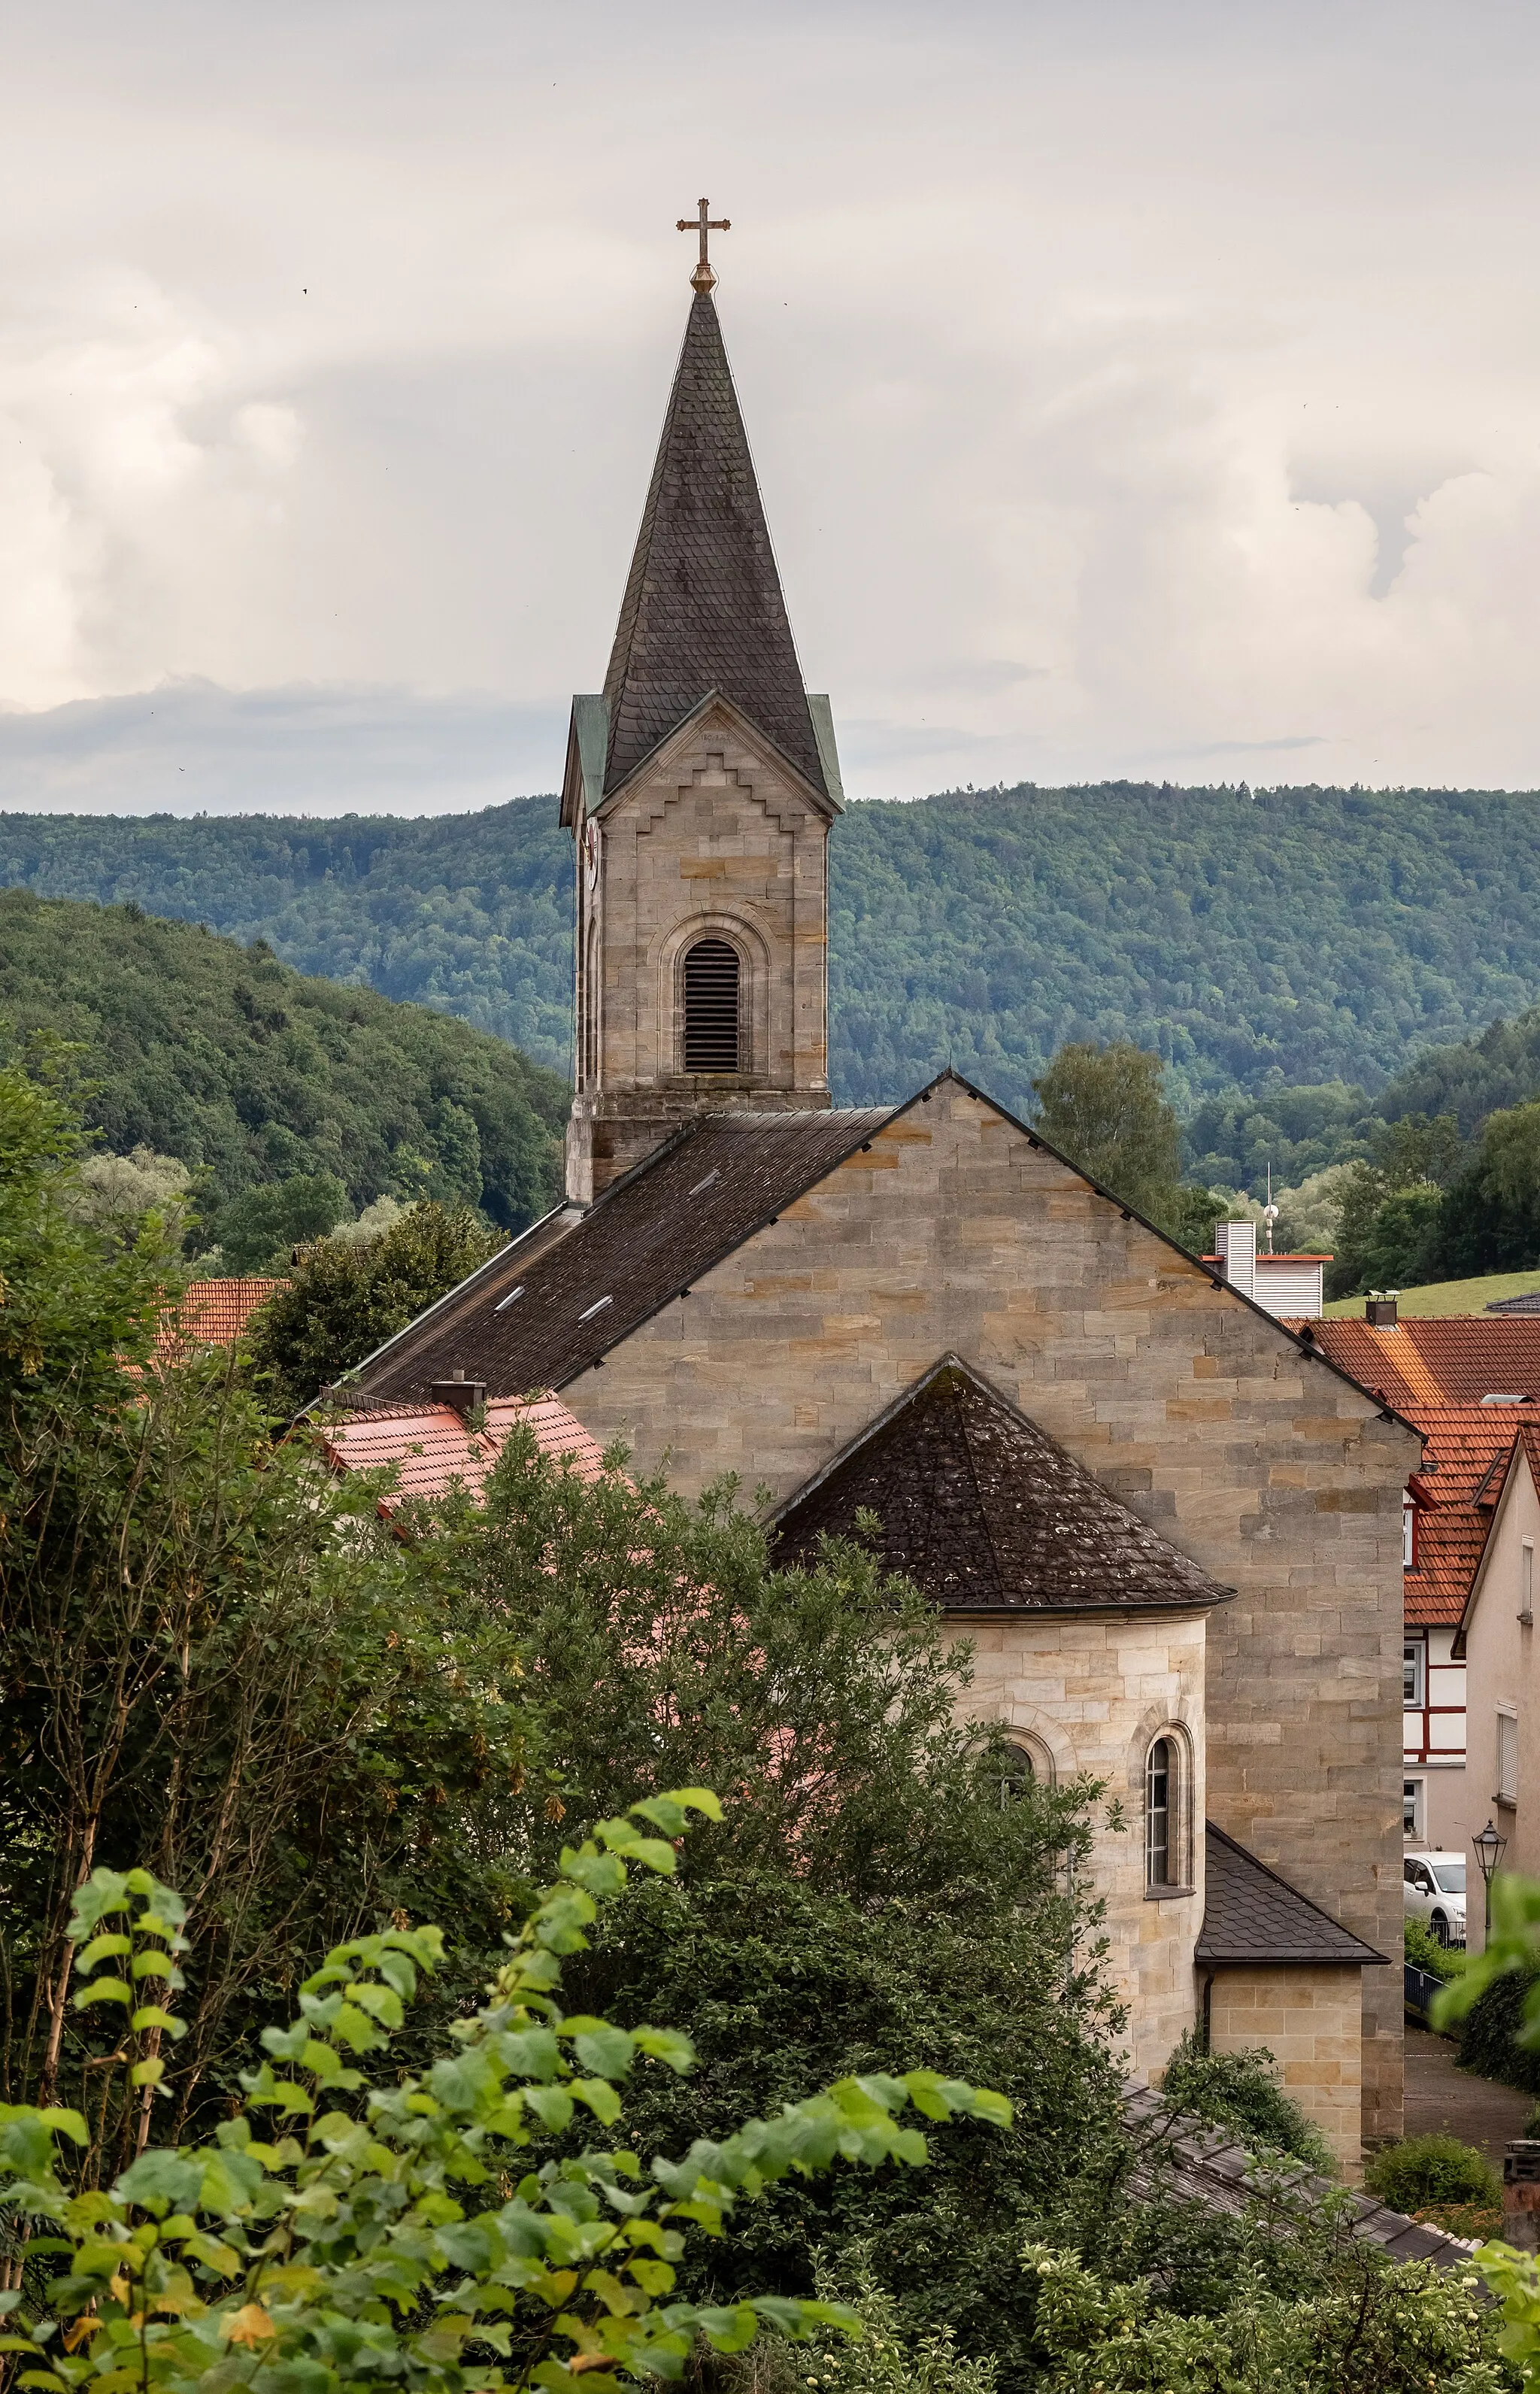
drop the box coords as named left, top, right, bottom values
left=1405, top=1916, right=1469, bottom=1980
left=1363, top=2132, right=1499, bottom=2213
left=1158, top=2032, right=1334, bottom=2173
left=0, top=1797, right=1011, bottom=2394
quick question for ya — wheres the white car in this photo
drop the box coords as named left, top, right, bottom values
left=1404, top=1852, right=1468, bottom=1946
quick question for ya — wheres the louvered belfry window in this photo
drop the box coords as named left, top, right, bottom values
left=683, top=939, right=741, bottom=1073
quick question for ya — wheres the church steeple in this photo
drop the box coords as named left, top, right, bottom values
left=601, top=290, right=829, bottom=801
left=560, top=259, right=841, bottom=1207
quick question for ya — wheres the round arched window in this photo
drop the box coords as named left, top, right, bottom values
left=1146, top=1736, right=1176, bottom=1888
left=682, top=939, right=741, bottom=1073
left=999, top=1740, right=1035, bottom=1807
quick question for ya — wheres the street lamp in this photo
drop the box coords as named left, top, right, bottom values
left=1475, top=1817, right=1508, bottom=1941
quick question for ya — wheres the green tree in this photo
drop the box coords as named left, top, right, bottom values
left=211, top=1170, right=348, bottom=1273
left=0, top=1807, right=1011, bottom=2394
left=1031, top=1043, right=1182, bottom=1215
left=0, top=1066, right=535, bottom=2138
left=248, top=1200, right=504, bottom=1412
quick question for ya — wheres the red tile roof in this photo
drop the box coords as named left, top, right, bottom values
left=154, top=1279, right=283, bottom=1356
left=320, top=1393, right=607, bottom=1516
left=1396, top=1403, right=1540, bottom=1625
left=1287, top=1316, right=1540, bottom=1412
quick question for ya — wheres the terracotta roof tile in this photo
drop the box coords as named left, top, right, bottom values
left=1292, top=1315, right=1540, bottom=1409
left=772, top=1355, right=1233, bottom=1614
left=1398, top=1403, right=1540, bottom=1625
left=155, top=1278, right=283, bottom=1356
left=1196, top=1823, right=1387, bottom=1965
left=321, top=1394, right=606, bottom=1515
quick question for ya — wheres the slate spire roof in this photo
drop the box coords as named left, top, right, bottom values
left=772, top=1355, right=1234, bottom=1613
left=601, top=290, right=828, bottom=800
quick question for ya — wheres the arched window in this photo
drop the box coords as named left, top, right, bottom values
left=682, top=938, right=741, bottom=1073
left=999, top=1740, right=1035, bottom=1808
left=1146, top=1736, right=1175, bottom=1888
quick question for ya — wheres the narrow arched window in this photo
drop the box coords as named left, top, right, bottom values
left=999, top=1740, right=1035, bottom=1809
left=683, top=939, right=740, bottom=1073
left=1146, top=1737, right=1175, bottom=1887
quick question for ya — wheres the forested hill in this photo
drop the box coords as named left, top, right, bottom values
left=0, top=890, right=568, bottom=1231
left=3, top=781, right=1539, bottom=1117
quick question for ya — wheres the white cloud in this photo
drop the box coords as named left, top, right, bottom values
left=1, top=0, right=1539, bottom=799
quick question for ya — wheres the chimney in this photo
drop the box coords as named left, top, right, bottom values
left=1366, top=1296, right=1398, bottom=1328
left=431, top=1370, right=487, bottom=1420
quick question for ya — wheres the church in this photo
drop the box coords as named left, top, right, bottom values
left=347, top=224, right=1414, bottom=2171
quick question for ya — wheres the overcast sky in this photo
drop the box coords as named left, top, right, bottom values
left=3, top=0, right=1540, bottom=813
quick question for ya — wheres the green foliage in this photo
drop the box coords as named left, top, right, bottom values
left=1031, top=1042, right=1182, bottom=1215
left=0, top=1066, right=538, bottom=2138
left=1184, top=1082, right=1375, bottom=1193
left=65, top=1143, right=196, bottom=1251
left=1363, top=2134, right=1500, bottom=2213
left=1020, top=2238, right=1504, bottom=2392
left=1157, top=2034, right=1333, bottom=2173
left=0, top=1800, right=1011, bottom=2394
left=247, top=1200, right=505, bottom=1410
left=0, top=888, right=566, bottom=1236
left=1405, top=1917, right=1470, bottom=1980
left=214, top=1170, right=349, bottom=1272
left=13, top=783, right=1540, bottom=1123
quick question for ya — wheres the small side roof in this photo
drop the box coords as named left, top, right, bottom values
left=320, top=1392, right=606, bottom=1517
left=1197, top=1822, right=1387, bottom=1968
left=1122, top=2080, right=1478, bottom=2268
left=772, top=1355, right=1233, bottom=1615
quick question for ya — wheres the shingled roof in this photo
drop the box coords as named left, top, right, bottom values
left=1197, top=1823, right=1387, bottom=1966
left=600, top=291, right=829, bottom=800
left=350, top=1103, right=891, bottom=1403
left=772, top=1355, right=1233, bottom=1613
left=1122, top=2080, right=1478, bottom=2268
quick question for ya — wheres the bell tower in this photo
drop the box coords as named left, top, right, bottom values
left=559, top=223, right=843, bottom=1204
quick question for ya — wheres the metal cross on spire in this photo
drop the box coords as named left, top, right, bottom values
left=677, top=198, right=730, bottom=293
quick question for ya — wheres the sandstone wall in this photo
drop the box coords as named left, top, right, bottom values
left=959, top=1607, right=1208, bottom=2080
left=559, top=1080, right=1415, bottom=2139
left=1205, top=1965, right=1368, bottom=2174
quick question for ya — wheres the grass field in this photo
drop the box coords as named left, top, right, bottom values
left=1324, top=1270, right=1540, bottom=1319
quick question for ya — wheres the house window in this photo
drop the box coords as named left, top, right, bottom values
left=682, top=939, right=741, bottom=1073
left=1404, top=1500, right=1417, bottom=1570
left=1404, top=1778, right=1423, bottom=1838
left=1525, top=1539, right=1535, bottom=1619
left=1404, top=1639, right=1426, bottom=1708
left=1146, top=1737, right=1176, bottom=1888
left=1498, top=1711, right=1519, bottom=1805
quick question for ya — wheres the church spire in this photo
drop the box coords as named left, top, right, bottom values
left=600, top=287, right=829, bottom=801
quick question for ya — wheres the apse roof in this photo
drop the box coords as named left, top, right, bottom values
left=599, top=290, right=829, bottom=802
left=1196, top=1823, right=1387, bottom=1967
left=772, top=1354, right=1233, bottom=1614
